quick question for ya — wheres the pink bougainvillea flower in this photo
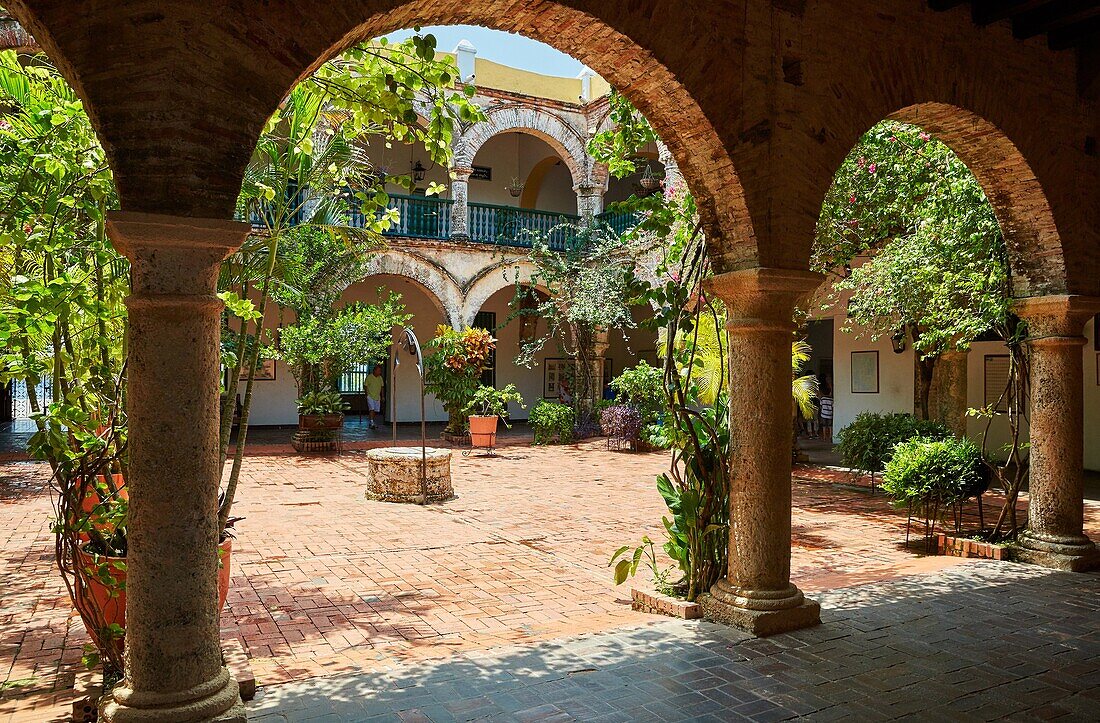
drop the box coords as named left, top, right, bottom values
left=920, top=132, right=931, bottom=142
left=849, top=195, right=856, bottom=204
left=868, top=163, right=877, bottom=174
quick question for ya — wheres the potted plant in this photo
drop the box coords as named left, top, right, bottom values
left=296, top=390, right=350, bottom=430
left=465, top=384, right=525, bottom=448
left=423, top=325, right=496, bottom=440
left=278, top=295, right=409, bottom=453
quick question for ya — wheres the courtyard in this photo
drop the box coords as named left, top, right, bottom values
left=3, top=441, right=1098, bottom=720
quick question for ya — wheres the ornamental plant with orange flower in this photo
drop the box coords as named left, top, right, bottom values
left=424, top=325, right=497, bottom=434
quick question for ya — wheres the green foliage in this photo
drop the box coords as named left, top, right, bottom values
left=279, top=294, right=409, bottom=397
left=610, top=361, right=664, bottom=421
left=516, top=225, right=643, bottom=427
left=464, top=384, right=525, bottom=426
left=528, top=400, right=576, bottom=445
left=295, top=390, right=350, bottom=416
left=588, top=90, right=659, bottom=179
left=0, top=50, right=129, bottom=674
left=836, top=412, right=952, bottom=476
left=881, top=437, right=983, bottom=508
left=813, top=120, right=1009, bottom=370
left=609, top=536, right=676, bottom=595
left=423, top=326, right=496, bottom=434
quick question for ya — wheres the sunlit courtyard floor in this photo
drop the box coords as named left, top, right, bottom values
left=1, top=440, right=1098, bottom=721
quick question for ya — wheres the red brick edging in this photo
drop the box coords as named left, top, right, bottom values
left=936, top=532, right=1006, bottom=561
left=630, top=588, right=701, bottom=619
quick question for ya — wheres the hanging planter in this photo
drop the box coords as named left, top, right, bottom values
left=639, top=164, right=661, bottom=192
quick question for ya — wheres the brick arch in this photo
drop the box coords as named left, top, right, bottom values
left=356, top=249, right=464, bottom=329
left=455, top=105, right=590, bottom=189
left=884, top=103, right=1066, bottom=298
left=4, top=0, right=757, bottom=275
left=815, top=103, right=1069, bottom=298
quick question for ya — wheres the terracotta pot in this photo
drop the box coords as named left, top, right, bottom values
left=468, top=415, right=499, bottom=448
left=298, top=413, right=344, bottom=431
left=73, top=538, right=233, bottom=652
left=74, top=474, right=128, bottom=544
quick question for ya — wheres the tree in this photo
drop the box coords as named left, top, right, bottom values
left=813, top=121, right=1009, bottom=421
left=514, top=225, right=642, bottom=429
left=0, top=50, right=129, bottom=673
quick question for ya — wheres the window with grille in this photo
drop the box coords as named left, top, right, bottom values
left=984, top=355, right=1010, bottom=413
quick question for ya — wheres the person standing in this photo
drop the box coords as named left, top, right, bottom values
left=363, top=364, right=385, bottom=430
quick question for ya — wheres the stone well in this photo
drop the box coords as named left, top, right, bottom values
left=364, top=447, right=454, bottom=503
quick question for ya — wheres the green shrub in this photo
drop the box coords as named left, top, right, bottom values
left=836, top=412, right=951, bottom=476
left=610, top=362, right=668, bottom=448
left=529, top=400, right=576, bottom=445
left=881, top=437, right=982, bottom=508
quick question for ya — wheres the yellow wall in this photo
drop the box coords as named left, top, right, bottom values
left=438, top=51, right=607, bottom=104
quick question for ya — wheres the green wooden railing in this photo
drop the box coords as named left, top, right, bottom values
left=595, top=209, right=641, bottom=237
left=468, top=202, right=581, bottom=250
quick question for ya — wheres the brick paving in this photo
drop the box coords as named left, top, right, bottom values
left=1, top=441, right=1098, bottom=721
left=246, top=563, right=1100, bottom=722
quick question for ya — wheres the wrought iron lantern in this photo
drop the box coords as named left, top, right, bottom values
left=411, top=160, right=427, bottom=183
left=891, top=326, right=908, bottom=354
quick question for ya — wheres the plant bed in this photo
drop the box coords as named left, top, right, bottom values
left=630, top=587, right=701, bottom=620
left=936, top=532, right=1007, bottom=561
left=440, top=430, right=470, bottom=445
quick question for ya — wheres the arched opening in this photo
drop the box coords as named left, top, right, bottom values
left=470, top=132, right=577, bottom=213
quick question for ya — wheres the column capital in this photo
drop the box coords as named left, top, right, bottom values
left=1015, top=294, right=1100, bottom=339
left=106, top=211, right=249, bottom=262
left=704, top=268, right=823, bottom=328
left=451, top=166, right=474, bottom=180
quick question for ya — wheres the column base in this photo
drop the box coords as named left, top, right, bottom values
left=100, top=667, right=245, bottom=722
left=449, top=233, right=470, bottom=243
left=698, top=580, right=820, bottom=637
left=1016, top=530, right=1100, bottom=572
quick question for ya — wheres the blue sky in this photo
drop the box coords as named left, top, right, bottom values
left=385, top=26, right=587, bottom=77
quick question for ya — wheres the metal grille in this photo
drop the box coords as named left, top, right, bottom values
left=8, top=378, right=51, bottom=420
left=338, top=362, right=376, bottom=394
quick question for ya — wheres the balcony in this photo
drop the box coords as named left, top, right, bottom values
left=249, top=192, right=641, bottom=248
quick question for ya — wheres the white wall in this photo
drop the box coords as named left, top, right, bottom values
left=469, top=133, right=577, bottom=213
left=831, top=322, right=915, bottom=441
left=829, top=315, right=1099, bottom=472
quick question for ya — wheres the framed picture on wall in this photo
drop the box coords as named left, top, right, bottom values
left=850, top=351, right=879, bottom=394
left=544, top=358, right=570, bottom=399
left=241, top=358, right=276, bottom=381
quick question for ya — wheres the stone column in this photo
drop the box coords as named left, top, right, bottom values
left=1015, top=295, right=1100, bottom=572
left=700, top=268, right=822, bottom=636
left=930, top=348, right=969, bottom=438
left=101, top=212, right=247, bottom=722
left=574, top=183, right=604, bottom=225
left=450, top=166, right=472, bottom=242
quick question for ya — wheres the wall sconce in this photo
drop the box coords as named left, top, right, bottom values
left=891, top=327, right=908, bottom=354
left=411, top=160, right=427, bottom=183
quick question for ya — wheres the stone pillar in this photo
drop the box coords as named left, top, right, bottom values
left=101, top=212, right=247, bottom=722
left=929, top=348, right=969, bottom=438
left=450, top=166, right=472, bottom=242
left=1015, top=295, right=1100, bottom=572
left=574, top=183, right=604, bottom=225
left=700, top=268, right=822, bottom=636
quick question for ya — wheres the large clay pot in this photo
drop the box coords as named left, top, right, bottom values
left=298, top=413, right=344, bottom=431
left=74, top=474, right=128, bottom=544
left=73, top=538, right=233, bottom=651
left=468, top=415, right=499, bottom=449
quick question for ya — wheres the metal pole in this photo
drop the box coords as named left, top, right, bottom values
left=391, top=347, right=398, bottom=444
